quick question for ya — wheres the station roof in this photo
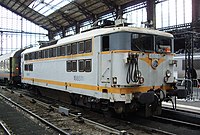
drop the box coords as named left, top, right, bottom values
left=0, top=0, right=145, bottom=33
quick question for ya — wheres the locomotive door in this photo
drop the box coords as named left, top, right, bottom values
left=99, top=53, right=111, bottom=84
left=99, top=35, right=111, bottom=98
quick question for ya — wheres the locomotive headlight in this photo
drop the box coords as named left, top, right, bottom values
left=166, top=70, right=171, bottom=77
left=113, top=77, right=117, bottom=84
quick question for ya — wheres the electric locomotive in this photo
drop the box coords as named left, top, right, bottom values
left=21, top=25, right=186, bottom=116
left=0, top=24, right=186, bottom=117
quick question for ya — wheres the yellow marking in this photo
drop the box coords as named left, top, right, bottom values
left=68, top=82, right=97, bottom=91
left=34, top=78, right=65, bottom=86
left=139, top=57, right=165, bottom=69
left=112, top=50, right=135, bottom=53
left=0, top=73, right=18, bottom=77
left=100, top=51, right=111, bottom=54
left=100, top=50, right=137, bottom=54
left=22, top=77, right=173, bottom=94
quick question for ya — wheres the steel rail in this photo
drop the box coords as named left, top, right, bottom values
left=0, top=93, right=70, bottom=135
left=0, top=87, right=122, bottom=134
left=0, top=121, right=11, bottom=135
left=153, top=115, right=200, bottom=128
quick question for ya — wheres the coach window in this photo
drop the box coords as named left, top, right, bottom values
left=102, top=36, right=109, bottom=51
left=66, top=61, right=72, bottom=72
left=78, top=60, right=85, bottom=72
left=72, top=43, right=77, bottom=54
left=78, top=41, right=84, bottom=54
left=4, top=60, right=6, bottom=69
left=45, top=49, right=49, bottom=58
left=72, top=60, right=77, bottom=72
left=60, top=46, right=65, bottom=56
left=53, top=47, right=57, bottom=57
left=57, top=46, right=61, bottom=56
left=0, top=61, right=2, bottom=69
left=35, top=52, right=38, bottom=59
left=49, top=48, right=53, bottom=57
left=41, top=50, right=45, bottom=58
left=7, top=60, right=10, bottom=71
left=67, top=44, right=71, bottom=55
left=85, top=39, right=92, bottom=53
left=85, top=59, right=92, bottom=72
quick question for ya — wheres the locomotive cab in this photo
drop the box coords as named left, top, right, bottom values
left=99, top=29, right=183, bottom=116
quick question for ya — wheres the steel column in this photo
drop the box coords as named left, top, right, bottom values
left=146, top=0, right=156, bottom=29
left=192, top=0, right=200, bottom=32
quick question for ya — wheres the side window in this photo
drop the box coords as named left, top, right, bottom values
left=53, top=47, right=56, bottom=57
left=72, top=60, right=77, bottom=72
left=45, top=49, right=49, bottom=58
left=67, top=44, right=71, bottom=55
left=61, top=46, right=65, bottom=56
left=102, top=36, right=109, bottom=51
left=29, top=64, right=33, bottom=71
left=35, top=52, right=38, bottom=59
left=38, top=51, right=42, bottom=59
left=25, top=54, right=29, bottom=60
left=28, top=53, right=32, bottom=60
left=85, top=39, right=92, bottom=53
left=31, top=52, right=35, bottom=60
left=78, top=60, right=85, bottom=72
left=78, top=41, right=84, bottom=54
left=72, top=43, right=77, bottom=54
left=57, top=46, right=61, bottom=56
left=25, top=64, right=28, bottom=71
left=41, top=50, right=45, bottom=58
left=0, top=61, right=3, bottom=69
left=85, top=59, right=92, bottom=72
left=49, top=48, right=53, bottom=57
left=66, top=61, right=72, bottom=72
left=4, top=60, right=7, bottom=69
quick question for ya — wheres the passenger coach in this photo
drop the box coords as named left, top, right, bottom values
left=0, top=49, right=24, bottom=84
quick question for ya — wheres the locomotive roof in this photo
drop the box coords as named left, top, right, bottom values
left=57, top=26, right=173, bottom=45
left=22, top=26, right=173, bottom=54
left=0, top=49, right=21, bottom=61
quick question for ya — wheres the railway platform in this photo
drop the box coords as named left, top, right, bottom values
left=0, top=98, right=51, bottom=135
left=163, top=87, right=200, bottom=114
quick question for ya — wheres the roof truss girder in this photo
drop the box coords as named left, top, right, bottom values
left=71, top=1, right=96, bottom=19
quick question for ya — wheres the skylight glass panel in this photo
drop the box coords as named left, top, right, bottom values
left=34, top=4, right=46, bottom=11
left=29, top=0, right=73, bottom=16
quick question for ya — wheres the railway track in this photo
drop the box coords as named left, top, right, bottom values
left=122, top=107, right=200, bottom=135
left=0, top=121, right=11, bottom=135
left=152, top=115, right=200, bottom=130
left=0, top=87, right=125, bottom=135
left=2, top=86, right=200, bottom=135
left=0, top=86, right=173, bottom=135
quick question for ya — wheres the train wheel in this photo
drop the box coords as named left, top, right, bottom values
left=114, top=102, right=124, bottom=114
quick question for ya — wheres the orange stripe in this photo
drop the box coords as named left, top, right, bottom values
left=22, top=77, right=173, bottom=94
left=0, top=73, right=18, bottom=77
